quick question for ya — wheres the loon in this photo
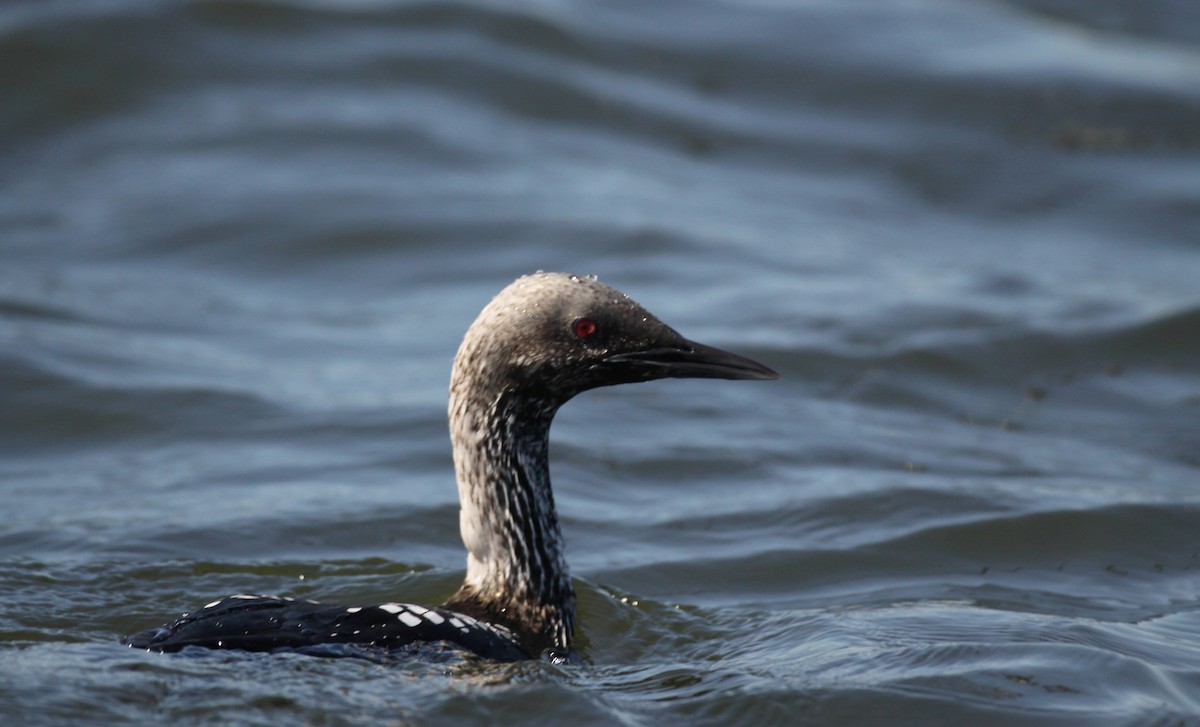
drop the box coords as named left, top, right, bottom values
left=123, top=272, right=777, bottom=661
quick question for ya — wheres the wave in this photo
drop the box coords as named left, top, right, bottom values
left=0, top=354, right=282, bottom=454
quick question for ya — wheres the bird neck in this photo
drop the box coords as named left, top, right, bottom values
left=443, top=383, right=575, bottom=656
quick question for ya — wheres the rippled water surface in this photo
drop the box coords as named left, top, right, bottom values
left=3, top=0, right=1199, bottom=724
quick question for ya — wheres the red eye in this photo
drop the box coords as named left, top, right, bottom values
left=572, top=317, right=598, bottom=338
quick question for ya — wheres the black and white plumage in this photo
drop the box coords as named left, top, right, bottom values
left=123, top=272, right=777, bottom=661
left=126, top=595, right=526, bottom=661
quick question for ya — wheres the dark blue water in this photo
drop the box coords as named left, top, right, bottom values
left=2, top=0, right=1199, bottom=724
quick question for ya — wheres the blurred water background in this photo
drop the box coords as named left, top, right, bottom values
left=2, top=0, right=1199, bottom=724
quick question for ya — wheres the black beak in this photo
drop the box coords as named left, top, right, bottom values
left=604, top=340, right=779, bottom=381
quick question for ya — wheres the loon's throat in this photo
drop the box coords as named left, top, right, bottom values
left=446, top=386, right=574, bottom=653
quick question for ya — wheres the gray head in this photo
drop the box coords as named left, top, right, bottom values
left=452, top=272, right=778, bottom=406
left=445, top=272, right=776, bottom=655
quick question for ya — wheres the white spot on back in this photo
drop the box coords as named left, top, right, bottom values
left=423, top=611, right=445, bottom=625
left=204, top=600, right=221, bottom=609
left=379, top=603, right=402, bottom=614
left=398, top=612, right=422, bottom=627
left=346, top=607, right=362, bottom=614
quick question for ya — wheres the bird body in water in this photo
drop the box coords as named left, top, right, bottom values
left=123, top=272, right=777, bottom=661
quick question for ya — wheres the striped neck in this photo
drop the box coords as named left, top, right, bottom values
left=443, top=384, right=575, bottom=656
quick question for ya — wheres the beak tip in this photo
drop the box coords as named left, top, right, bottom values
left=735, top=362, right=780, bottom=381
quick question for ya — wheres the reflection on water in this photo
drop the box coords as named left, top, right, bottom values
left=1, top=0, right=1198, bottom=724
